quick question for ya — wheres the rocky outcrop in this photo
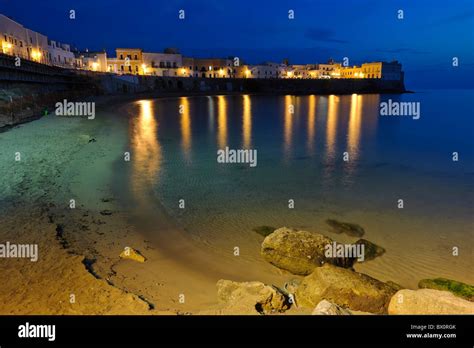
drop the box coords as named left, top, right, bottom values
left=215, top=280, right=289, bottom=315
left=418, top=278, right=473, bottom=301
left=312, top=300, right=352, bottom=315
left=295, top=263, right=396, bottom=314
left=261, top=227, right=356, bottom=275
left=252, top=226, right=276, bottom=237
left=355, top=239, right=386, bottom=261
left=326, top=219, right=365, bottom=237
left=119, top=247, right=146, bottom=263
left=388, top=289, right=474, bottom=314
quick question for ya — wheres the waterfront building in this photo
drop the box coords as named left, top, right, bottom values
left=107, top=48, right=144, bottom=75
left=0, top=14, right=49, bottom=64
left=231, top=65, right=251, bottom=78
left=379, top=61, right=403, bottom=80
left=142, top=52, right=182, bottom=76
left=48, top=40, right=75, bottom=68
left=76, top=50, right=108, bottom=72
left=248, top=64, right=279, bottom=79
left=182, top=57, right=233, bottom=78
left=315, top=60, right=342, bottom=78
left=339, top=61, right=402, bottom=80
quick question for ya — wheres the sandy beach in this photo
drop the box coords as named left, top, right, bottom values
left=0, top=100, right=298, bottom=315
left=0, top=94, right=472, bottom=315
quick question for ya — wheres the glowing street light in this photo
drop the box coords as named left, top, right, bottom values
left=181, top=68, right=186, bottom=75
left=219, top=68, right=224, bottom=77
left=91, top=62, right=99, bottom=71
left=2, top=41, right=12, bottom=53
left=141, top=64, right=147, bottom=74
left=31, top=50, right=41, bottom=61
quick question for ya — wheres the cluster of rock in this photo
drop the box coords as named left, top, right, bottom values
left=215, top=227, right=474, bottom=315
left=119, top=247, right=146, bottom=263
left=212, top=280, right=289, bottom=315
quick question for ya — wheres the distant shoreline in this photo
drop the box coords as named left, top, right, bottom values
left=0, top=85, right=412, bottom=133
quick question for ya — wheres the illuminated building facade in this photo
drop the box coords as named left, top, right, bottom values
left=0, top=14, right=49, bottom=64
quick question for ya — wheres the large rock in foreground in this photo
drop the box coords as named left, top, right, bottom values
left=296, top=263, right=396, bottom=314
left=261, top=227, right=355, bottom=275
left=216, top=280, right=289, bottom=315
left=388, top=289, right=474, bottom=314
left=312, top=300, right=353, bottom=315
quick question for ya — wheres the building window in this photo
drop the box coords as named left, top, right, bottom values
left=128, top=66, right=132, bottom=72
left=120, top=54, right=123, bottom=59
left=134, top=55, right=138, bottom=60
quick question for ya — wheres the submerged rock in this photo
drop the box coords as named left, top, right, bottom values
left=386, top=281, right=404, bottom=291
left=326, top=219, right=365, bottom=237
left=295, top=263, right=396, bottom=314
left=100, top=210, right=113, bottom=216
left=119, top=247, right=146, bottom=263
left=216, top=280, right=289, bottom=314
left=252, top=226, right=276, bottom=237
left=355, top=239, right=386, bottom=261
left=388, top=289, right=474, bottom=314
left=312, top=300, right=352, bottom=315
left=418, top=278, right=474, bottom=301
left=261, top=227, right=356, bottom=275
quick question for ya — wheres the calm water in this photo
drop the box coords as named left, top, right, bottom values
left=123, top=90, right=474, bottom=286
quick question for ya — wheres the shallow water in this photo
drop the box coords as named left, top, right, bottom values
left=123, top=90, right=474, bottom=288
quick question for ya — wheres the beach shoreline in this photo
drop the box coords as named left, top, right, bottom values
left=0, top=92, right=472, bottom=315
left=0, top=97, right=298, bottom=315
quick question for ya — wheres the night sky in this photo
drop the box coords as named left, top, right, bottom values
left=1, top=0, right=473, bottom=89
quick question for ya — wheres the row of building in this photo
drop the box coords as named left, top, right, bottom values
left=0, top=13, right=402, bottom=81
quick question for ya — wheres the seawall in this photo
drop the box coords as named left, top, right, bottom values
left=0, top=53, right=406, bottom=129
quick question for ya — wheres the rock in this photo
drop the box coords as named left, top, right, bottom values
left=261, top=227, right=356, bottom=275
left=216, top=279, right=289, bottom=314
left=312, top=300, right=352, bottom=315
left=355, top=239, right=385, bottom=261
left=326, top=219, right=365, bottom=237
left=418, top=278, right=474, bottom=301
left=388, top=289, right=474, bottom=314
left=119, top=247, right=146, bottom=263
left=386, top=281, right=404, bottom=291
left=100, top=210, right=113, bottom=216
left=78, top=134, right=96, bottom=143
left=252, top=225, right=276, bottom=237
left=283, top=279, right=301, bottom=295
left=295, top=263, right=396, bottom=314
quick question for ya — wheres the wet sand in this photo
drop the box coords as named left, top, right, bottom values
left=0, top=102, right=295, bottom=314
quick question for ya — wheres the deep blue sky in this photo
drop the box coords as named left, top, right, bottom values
left=1, top=0, right=473, bottom=89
